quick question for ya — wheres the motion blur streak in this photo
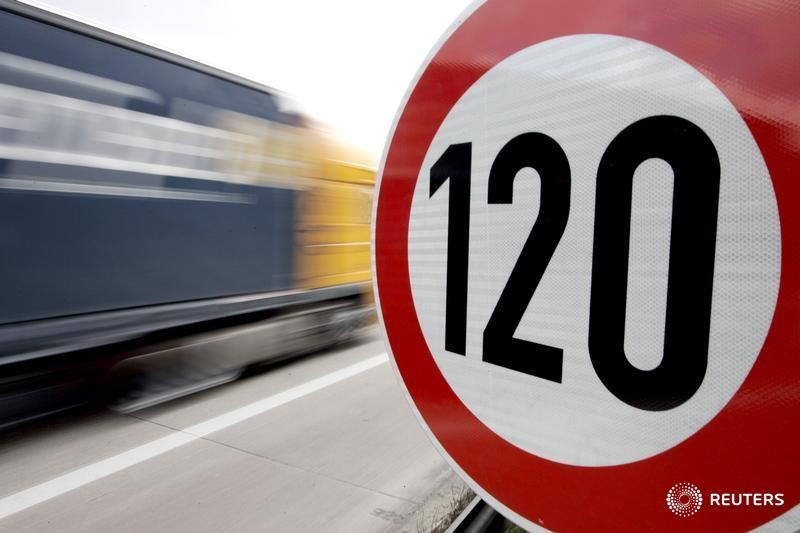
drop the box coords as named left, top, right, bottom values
left=0, top=353, right=388, bottom=521
left=0, top=177, right=254, bottom=202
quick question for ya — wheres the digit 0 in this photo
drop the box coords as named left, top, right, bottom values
left=589, top=115, right=720, bottom=411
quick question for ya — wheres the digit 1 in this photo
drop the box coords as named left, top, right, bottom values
left=430, top=143, right=471, bottom=355
left=483, top=133, right=571, bottom=383
left=589, top=115, right=720, bottom=411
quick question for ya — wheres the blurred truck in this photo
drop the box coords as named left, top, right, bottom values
left=0, top=0, right=375, bottom=425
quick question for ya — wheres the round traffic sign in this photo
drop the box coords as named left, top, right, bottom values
left=372, top=0, right=799, bottom=530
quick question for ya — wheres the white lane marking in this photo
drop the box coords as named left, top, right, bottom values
left=0, top=353, right=389, bottom=520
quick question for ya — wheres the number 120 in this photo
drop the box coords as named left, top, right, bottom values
left=429, top=115, right=720, bottom=411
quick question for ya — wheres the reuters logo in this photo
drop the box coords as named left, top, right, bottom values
left=666, top=483, right=703, bottom=517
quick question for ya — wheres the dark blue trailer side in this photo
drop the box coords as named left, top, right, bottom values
left=0, top=7, right=299, bottom=325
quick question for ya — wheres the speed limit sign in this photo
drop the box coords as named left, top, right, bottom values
left=372, top=0, right=799, bottom=530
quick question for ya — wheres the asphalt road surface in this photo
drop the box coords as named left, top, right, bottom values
left=0, top=330, right=467, bottom=532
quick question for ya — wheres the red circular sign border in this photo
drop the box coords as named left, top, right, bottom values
left=374, top=0, right=799, bottom=530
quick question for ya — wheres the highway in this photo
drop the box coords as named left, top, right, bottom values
left=0, top=330, right=467, bottom=532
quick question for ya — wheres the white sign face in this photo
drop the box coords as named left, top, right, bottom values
left=407, top=34, right=780, bottom=466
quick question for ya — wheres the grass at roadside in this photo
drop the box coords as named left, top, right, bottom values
left=415, top=484, right=476, bottom=533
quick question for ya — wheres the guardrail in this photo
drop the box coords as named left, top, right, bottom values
left=445, top=497, right=512, bottom=533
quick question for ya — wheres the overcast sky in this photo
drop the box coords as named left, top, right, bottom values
left=23, top=0, right=474, bottom=159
